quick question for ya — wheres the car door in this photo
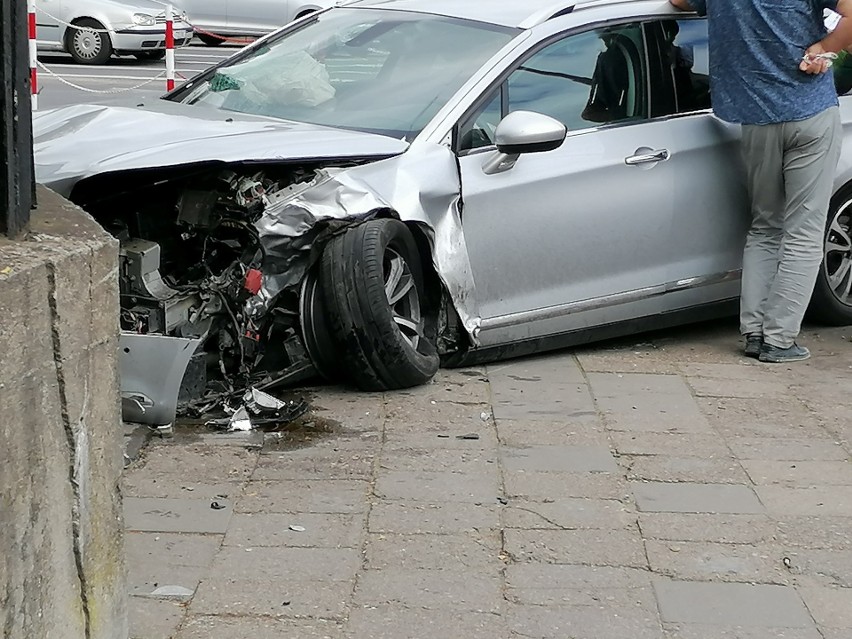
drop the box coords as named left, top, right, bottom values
left=173, top=0, right=227, bottom=33
left=644, top=17, right=750, bottom=308
left=35, top=0, right=64, bottom=48
left=227, top=0, right=288, bottom=35
left=457, top=23, right=680, bottom=347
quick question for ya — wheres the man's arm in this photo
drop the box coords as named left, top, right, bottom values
left=670, top=0, right=707, bottom=16
left=802, top=0, right=852, bottom=73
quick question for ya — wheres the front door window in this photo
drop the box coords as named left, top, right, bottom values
left=458, top=23, right=648, bottom=152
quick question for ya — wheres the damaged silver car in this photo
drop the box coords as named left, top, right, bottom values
left=34, top=0, right=852, bottom=424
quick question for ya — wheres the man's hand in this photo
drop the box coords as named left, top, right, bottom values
left=804, top=0, right=852, bottom=72
left=801, top=42, right=835, bottom=74
left=669, top=0, right=693, bottom=9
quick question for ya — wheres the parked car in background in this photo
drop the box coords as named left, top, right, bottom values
left=35, top=0, right=193, bottom=64
left=33, top=0, right=852, bottom=425
left=171, top=0, right=334, bottom=45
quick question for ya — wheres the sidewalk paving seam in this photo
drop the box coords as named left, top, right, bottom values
left=170, top=434, right=263, bottom=637
left=346, top=391, right=390, bottom=629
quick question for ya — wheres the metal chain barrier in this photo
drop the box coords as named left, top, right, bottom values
left=36, top=60, right=167, bottom=94
left=33, top=4, right=247, bottom=44
left=30, top=4, right=257, bottom=105
left=191, top=26, right=254, bottom=45
left=30, top=3, right=190, bottom=105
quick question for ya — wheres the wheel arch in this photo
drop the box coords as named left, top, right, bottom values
left=832, top=158, right=852, bottom=199
left=807, top=177, right=852, bottom=324
left=294, top=3, right=333, bottom=18
left=63, top=15, right=115, bottom=52
left=399, top=216, right=469, bottom=358
left=831, top=177, right=852, bottom=208
left=401, top=220, right=442, bottom=313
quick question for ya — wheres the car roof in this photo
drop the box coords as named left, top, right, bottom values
left=341, top=0, right=620, bottom=29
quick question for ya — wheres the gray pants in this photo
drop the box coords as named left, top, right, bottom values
left=739, top=106, right=842, bottom=348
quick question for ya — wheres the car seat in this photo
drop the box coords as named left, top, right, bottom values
left=582, top=33, right=639, bottom=123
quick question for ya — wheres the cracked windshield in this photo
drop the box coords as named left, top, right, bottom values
left=175, top=9, right=518, bottom=139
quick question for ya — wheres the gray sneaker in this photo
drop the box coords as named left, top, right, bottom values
left=744, top=334, right=762, bottom=358
left=758, top=343, right=810, bottom=363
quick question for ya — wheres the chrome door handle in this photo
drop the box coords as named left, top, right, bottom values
left=625, top=149, right=670, bottom=165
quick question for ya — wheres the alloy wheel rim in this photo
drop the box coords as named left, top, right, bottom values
left=298, top=271, right=337, bottom=381
left=383, top=247, right=421, bottom=350
left=824, top=199, right=852, bottom=306
left=72, top=28, right=101, bottom=59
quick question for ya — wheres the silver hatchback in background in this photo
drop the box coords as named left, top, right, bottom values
left=170, top=0, right=334, bottom=45
left=36, top=0, right=193, bottom=64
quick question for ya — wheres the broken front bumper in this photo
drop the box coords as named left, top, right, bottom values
left=119, top=332, right=202, bottom=425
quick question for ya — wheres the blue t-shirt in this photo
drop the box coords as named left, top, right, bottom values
left=688, top=0, right=840, bottom=124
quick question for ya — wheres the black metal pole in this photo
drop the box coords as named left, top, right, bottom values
left=1, top=0, right=35, bottom=238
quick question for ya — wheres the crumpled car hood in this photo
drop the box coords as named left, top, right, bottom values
left=33, top=100, right=410, bottom=197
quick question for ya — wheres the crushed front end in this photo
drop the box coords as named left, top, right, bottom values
left=74, top=163, right=358, bottom=424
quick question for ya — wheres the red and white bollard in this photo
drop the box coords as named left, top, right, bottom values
left=28, top=0, right=38, bottom=110
left=165, top=4, right=175, bottom=91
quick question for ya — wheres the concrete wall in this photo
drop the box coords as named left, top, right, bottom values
left=0, top=186, right=128, bottom=639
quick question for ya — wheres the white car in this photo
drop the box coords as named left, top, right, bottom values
left=36, top=0, right=193, bottom=64
left=171, top=0, right=334, bottom=45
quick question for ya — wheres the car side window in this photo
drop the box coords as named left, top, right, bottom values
left=647, top=18, right=711, bottom=116
left=458, top=23, right=649, bottom=152
left=458, top=90, right=503, bottom=151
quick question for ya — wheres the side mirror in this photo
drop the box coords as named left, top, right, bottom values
left=495, top=110, right=567, bottom=154
left=483, top=111, right=567, bottom=175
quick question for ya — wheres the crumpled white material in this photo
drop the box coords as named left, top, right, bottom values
left=243, top=51, right=335, bottom=108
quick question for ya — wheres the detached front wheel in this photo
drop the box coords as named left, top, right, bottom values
left=318, top=219, right=439, bottom=391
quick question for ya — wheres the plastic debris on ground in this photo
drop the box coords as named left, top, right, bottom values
left=245, top=387, right=290, bottom=413
left=150, top=585, right=195, bottom=598
left=202, top=386, right=309, bottom=432
left=227, top=406, right=253, bottom=432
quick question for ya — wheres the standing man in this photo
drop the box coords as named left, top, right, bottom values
left=671, top=0, right=852, bottom=362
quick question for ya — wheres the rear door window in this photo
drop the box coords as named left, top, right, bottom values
left=646, top=18, right=711, bottom=117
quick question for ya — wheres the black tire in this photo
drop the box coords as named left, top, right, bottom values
left=318, top=219, right=439, bottom=391
left=809, top=189, right=852, bottom=324
left=197, top=33, right=224, bottom=46
left=66, top=18, right=113, bottom=65
left=134, top=50, right=166, bottom=61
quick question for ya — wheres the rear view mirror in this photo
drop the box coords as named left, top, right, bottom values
left=483, top=111, right=567, bottom=175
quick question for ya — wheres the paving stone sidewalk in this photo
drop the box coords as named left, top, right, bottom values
left=122, top=322, right=852, bottom=639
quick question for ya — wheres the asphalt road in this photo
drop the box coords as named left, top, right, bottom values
left=35, top=42, right=241, bottom=110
